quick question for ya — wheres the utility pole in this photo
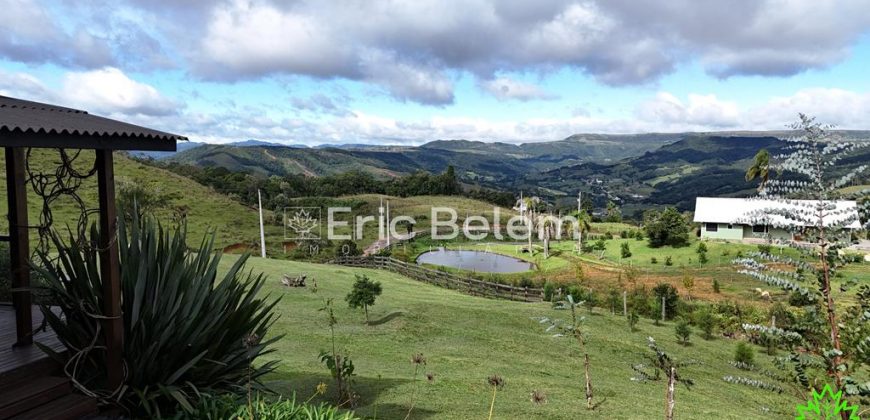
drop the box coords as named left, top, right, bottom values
left=577, top=191, right=583, bottom=254
left=258, top=189, right=266, bottom=258
left=386, top=200, right=391, bottom=247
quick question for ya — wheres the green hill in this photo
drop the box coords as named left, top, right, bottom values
left=233, top=256, right=795, bottom=419
left=0, top=149, right=278, bottom=249
left=166, top=144, right=534, bottom=183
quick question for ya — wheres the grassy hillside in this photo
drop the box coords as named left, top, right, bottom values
left=0, top=149, right=279, bottom=249
left=230, top=256, right=798, bottom=419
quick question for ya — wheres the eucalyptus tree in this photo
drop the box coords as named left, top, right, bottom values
left=734, top=115, right=869, bottom=403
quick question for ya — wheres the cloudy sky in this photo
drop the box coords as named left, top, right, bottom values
left=1, top=0, right=870, bottom=145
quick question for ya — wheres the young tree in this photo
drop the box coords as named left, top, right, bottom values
left=346, top=275, right=383, bottom=323
left=696, top=242, right=709, bottom=265
left=682, top=273, right=695, bottom=301
left=736, top=115, right=869, bottom=402
left=675, top=320, right=692, bottom=345
left=631, top=337, right=695, bottom=420
left=534, top=295, right=601, bottom=410
left=620, top=242, right=632, bottom=259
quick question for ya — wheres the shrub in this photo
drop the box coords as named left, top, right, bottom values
left=652, top=283, right=680, bottom=320
left=620, top=242, right=632, bottom=258
left=698, top=252, right=708, bottom=264
left=643, top=207, right=690, bottom=248
left=335, top=239, right=361, bottom=257
left=634, top=230, right=645, bottom=241
left=712, top=279, right=721, bottom=294
left=604, top=232, right=614, bottom=240
left=628, top=286, right=652, bottom=318
left=174, top=394, right=359, bottom=420
left=518, top=277, right=535, bottom=289
left=620, top=230, right=628, bottom=238
left=695, top=309, right=716, bottom=340
left=664, top=256, right=673, bottom=266
left=628, top=311, right=639, bottom=331
left=593, top=239, right=607, bottom=251
left=37, top=217, right=279, bottom=417
left=543, top=281, right=556, bottom=302
left=675, top=320, right=692, bottom=344
left=650, top=257, right=658, bottom=264
left=734, top=342, right=755, bottom=366
left=565, top=285, right=582, bottom=302
left=757, top=244, right=772, bottom=254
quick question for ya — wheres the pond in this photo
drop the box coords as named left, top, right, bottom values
left=416, top=248, right=534, bottom=273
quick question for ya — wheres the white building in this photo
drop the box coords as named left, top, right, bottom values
left=693, top=197, right=862, bottom=241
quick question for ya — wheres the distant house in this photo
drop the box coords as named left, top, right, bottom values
left=693, top=197, right=861, bottom=242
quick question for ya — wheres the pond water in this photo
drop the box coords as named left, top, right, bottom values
left=416, top=248, right=534, bottom=273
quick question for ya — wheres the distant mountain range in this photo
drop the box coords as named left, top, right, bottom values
left=137, top=130, right=870, bottom=210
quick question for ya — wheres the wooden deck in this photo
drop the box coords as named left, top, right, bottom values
left=0, top=304, right=65, bottom=377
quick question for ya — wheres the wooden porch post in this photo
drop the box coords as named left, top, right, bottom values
left=96, top=149, right=123, bottom=389
left=5, top=147, right=32, bottom=346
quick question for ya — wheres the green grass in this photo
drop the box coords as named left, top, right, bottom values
left=0, top=150, right=280, bottom=249
left=561, top=238, right=803, bottom=272
left=229, top=256, right=798, bottom=419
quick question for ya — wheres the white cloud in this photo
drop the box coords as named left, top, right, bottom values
left=60, top=68, right=179, bottom=117
left=4, top=0, right=870, bottom=106
left=749, top=88, right=870, bottom=129
left=479, top=77, right=558, bottom=101
left=636, top=93, right=740, bottom=129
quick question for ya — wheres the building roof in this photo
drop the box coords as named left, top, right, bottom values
left=693, top=197, right=862, bottom=229
left=0, top=95, right=185, bottom=151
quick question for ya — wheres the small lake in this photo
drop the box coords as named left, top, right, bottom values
left=416, top=248, right=534, bottom=273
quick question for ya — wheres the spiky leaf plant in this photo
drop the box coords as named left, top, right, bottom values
left=35, top=215, right=281, bottom=417
left=735, top=114, right=870, bottom=402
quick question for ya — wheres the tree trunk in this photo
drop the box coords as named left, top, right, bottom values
left=584, top=353, right=594, bottom=410
left=364, top=305, right=369, bottom=324
left=623, top=291, right=627, bottom=317
left=666, top=367, right=676, bottom=420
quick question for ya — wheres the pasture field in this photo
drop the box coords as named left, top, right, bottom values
left=230, top=256, right=802, bottom=419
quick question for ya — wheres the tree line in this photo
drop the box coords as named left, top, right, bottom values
left=151, top=161, right=515, bottom=210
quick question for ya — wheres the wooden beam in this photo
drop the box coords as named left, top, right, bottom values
left=96, top=149, right=123, bottom=389
left=5, top=147, right=32, bottom=346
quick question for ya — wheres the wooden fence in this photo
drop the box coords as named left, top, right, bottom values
left=330, top=256, right=543, bottom=302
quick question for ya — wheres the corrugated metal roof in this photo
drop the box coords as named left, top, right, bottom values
left=693, top=197, right=862, bottom=229
left=0, top=95, right=187, bottom=145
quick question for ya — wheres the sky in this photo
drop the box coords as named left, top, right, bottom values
left=1, top=0, right=870, bottom=146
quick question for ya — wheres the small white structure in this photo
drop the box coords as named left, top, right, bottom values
left=693, top=197, right=861, bottom=241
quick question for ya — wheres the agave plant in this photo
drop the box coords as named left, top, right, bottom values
left=35, top=215, right=281, bottom=417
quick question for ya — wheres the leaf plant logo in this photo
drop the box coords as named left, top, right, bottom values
left=795, top=384, right=860, bottom=419
left=285, top=207, right=321, bottom=240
